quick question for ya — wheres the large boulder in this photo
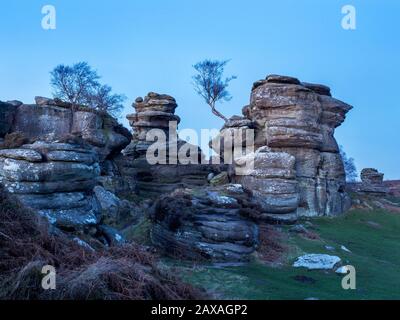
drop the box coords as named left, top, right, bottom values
left=359, top=168, right=389, bottom=194
left=210, top=115, right=256, bottom=163
left=72, top=111, right=131, bottom=161
left=150, top=185, right=259, bottom=262
left=293, top=254, right=342, bottom=270
left=361, top=168, right=384, bottom=185
left=0, top=141, right=101, bottom=231
left=0, top=98, right=138, bottom=246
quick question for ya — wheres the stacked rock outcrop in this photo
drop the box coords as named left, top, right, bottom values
left=150, top=184, right=259, bottom=261
left=123, top=93, right=257, bottom=261
left=0, top=98, right=132, bottom=187
left=247, top=75, right=353, bottom=217
left=0, top=141, right=101, bottom=230
left=0, top=75, right=355, bottom=260
left=213, top=75, right=353, bottom=218
left=0, top=98, right=133, bottom=240
left=360, top=168, right=389, bottom=194
left=234, top=147, right=299, bottom=224
left=245, top=76, right=352, bottom=216
left=123, top=93, right=216, bottom=198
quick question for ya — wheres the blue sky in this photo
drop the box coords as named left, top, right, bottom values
left=0, top=0, right=399, bottom=179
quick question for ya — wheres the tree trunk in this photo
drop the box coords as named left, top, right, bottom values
left=210, top=104, right=228, bottom=122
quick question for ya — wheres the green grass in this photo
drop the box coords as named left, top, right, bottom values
left=174, top=209, right=400, bottom=300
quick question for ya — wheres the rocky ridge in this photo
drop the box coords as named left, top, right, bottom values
left=0, top=74, right=357, bottom=262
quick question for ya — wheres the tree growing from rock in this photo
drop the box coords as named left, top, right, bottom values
left=192, top=59, right=236, bottom=122
left=50, top=62, right=126, bottom=117
left=340, top=145, right=358, bottom=182
left=84, top=84, right=126, bottom=116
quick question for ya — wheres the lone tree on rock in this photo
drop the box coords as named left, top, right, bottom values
left=50, top=62, right=126, bottom=117
left=85, top=84, right=126, bottom=115
left=192, top=59, right=236, bottom=122
left=340, top=145, right=358, bottom=182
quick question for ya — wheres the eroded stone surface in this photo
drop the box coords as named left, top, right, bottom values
left=7, top=100, right=131, bottom=161
left=360, top=168, right=389, bottom=194
left=234, top=147, right=299, bottom=222
left=123, top=92, right=218, bottom=198
left=0, top=101, right=17, bottom=136
left=0, top=141, right=101, bottom=230
left=212, top=75, right=353, bottom=218
left=150, top=185, right=259, bottom=262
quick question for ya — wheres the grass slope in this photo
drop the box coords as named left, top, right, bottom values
left=177, top=209, right=400, bottom=300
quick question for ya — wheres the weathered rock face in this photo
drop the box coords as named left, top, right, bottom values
left=1, top=77, right=354, bottom=261
left=360, top=168, right=389, bottom=194
left=0, top=141, right=101, bottom=230
left=234, top=147, right=299, bottom=224
left=1, top=97, right=131, bottom=161
left=150, top=185, right=259, bottom=262
left=93, top=185, right=139, bottom=227
left=0, top=98, right=133, bottom=242
left=0, top=101, right=18, bottom=136
left=212, top=75, right=353, bottom=218
left=249, top=75, right=352, bottom=217
left=123, top=93, right=218, bottom=198
left=361, top=168, right=384, bottom=185
left=210, top=115, right=255, bottom=163
left=247, top=75, right=351, bottom=151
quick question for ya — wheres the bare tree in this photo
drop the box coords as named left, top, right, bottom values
left=84, top=84, right=126, bottom=117
left=50, top=62, right=126, bottom=117
left=340, top=145, right=358, bottom=182
left=50, top=62, right=100, bottom=106
left=192, top=59, right=236, bottom=122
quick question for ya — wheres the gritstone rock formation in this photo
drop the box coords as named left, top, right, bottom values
left=7, top=97, right=131, bottom=160
left=0, top=141, right=101, bottom=230
left=247, top=75, right=353, bottom=218
left=0, top=98, right=132, bottom=241
left=213, top=74, right=353, bottom=220
left=123, top=92, right=219, bottom=198
left=121, top=93, right=256, bottom=261
left=150, top=184, right=259, bottom=261
left=359, top=168, right=389, bottom=194
left=234, top=146, right=299, bottom=224
left=0, top=74, right=355, bottom=262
